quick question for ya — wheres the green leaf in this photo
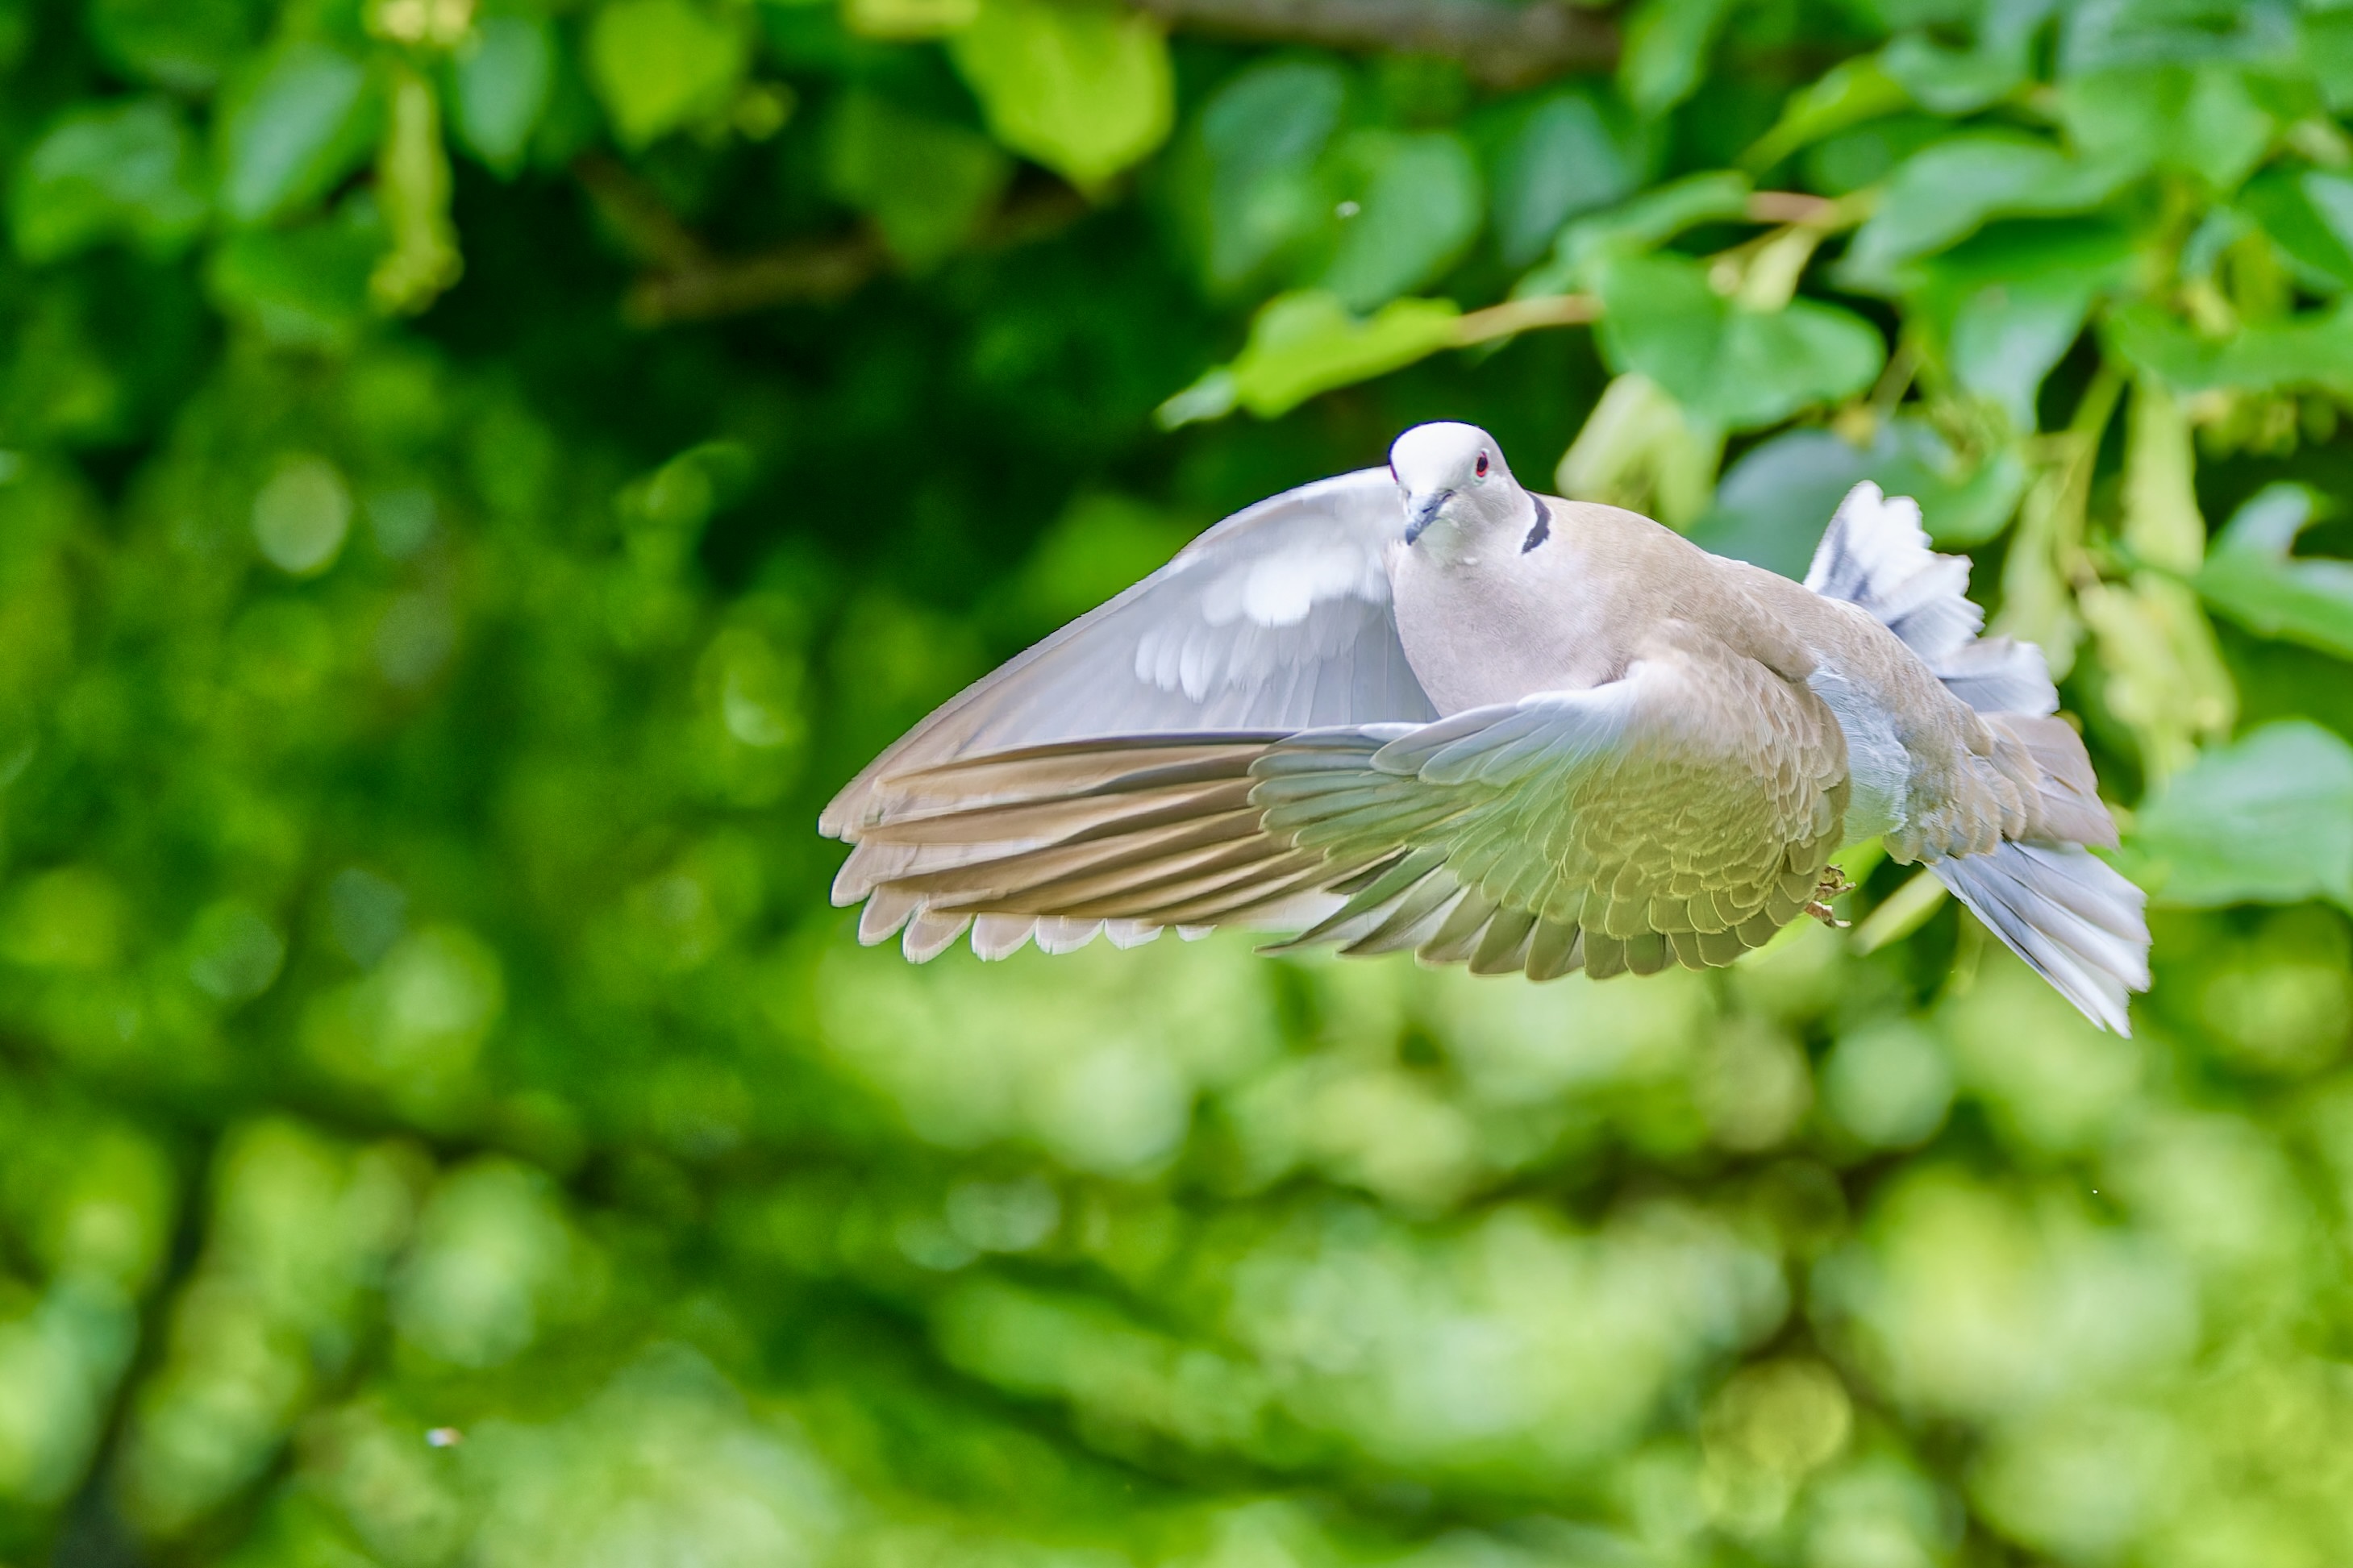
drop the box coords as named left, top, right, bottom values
left=1490, top=90, right=1650, bottom=268
left=2195, top=484, right=2353, bottom=662
left=827, top=91, right=1011, bottom=272
left=1948, top=276, right=2100, bottom=432
left=1620, top=0, right=1740, bottom=117
left=10, top=98, right=209, bottom=263
left=1841, top=134, right=2131, bottom=288
left=2131, top=720, right=2353, bottom=913
left=1518, top=170, right=1751, bottom=297
left=1593, top=252, right=1884, bottom=434
left=451, top=15, right=555, bottom=177
left=1910, top=221, right=2137, bottom=430
left=206, top=194, right=385, bottom=351
left=1880, top=27, right=2034, bottom=115
left=1189, top=60, right=1345, bottom=293
left=1320, top=131, right=1483, bottom=313
left=1691, top=418, right=2029, bottom=576
left=1743, top=55, right=1909, bottom=173
left=2309, top=10, right=2353, bottom=115
left=1555, top=373, right=1721, bottom=529
left=2107, top=301, right=2353, bottom=397
left=85, top=0, right=264, bottom=94
left=2056, top=65, right=2276, bottom=193
left=586, top=0, right=748, bottom=150
left=2238, top=168, right=2353, bottom=293
left=216, top=42, right=377, bottom=225
left=2059, top=0, right=2299, bottom=76
left=1178, top=289, right=1462, bottom=422
left=948, top=0, right=1172, bottom=191
left=1798, top=114, right=1948, bottom=198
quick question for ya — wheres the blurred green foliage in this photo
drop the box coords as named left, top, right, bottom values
left=6, top=0, right=2353, bottom=1562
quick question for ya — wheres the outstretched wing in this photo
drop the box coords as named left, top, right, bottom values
left=825, top=468, right=1437, bottom=955
left=1253, top=644, right=1850, bottom=978
left=852, top=643, right=1850, bottom=976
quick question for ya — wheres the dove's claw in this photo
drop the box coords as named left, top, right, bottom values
left=1807, top=866, right=1853, bottom=927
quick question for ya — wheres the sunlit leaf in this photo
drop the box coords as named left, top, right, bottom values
left=1164, top=289, right=1462, bottom=425
left=586, top=0, right=748, bottom=150
left=1594, top=252, right=1884, bottom=434
left=948, top=0, right=1172, bottom=190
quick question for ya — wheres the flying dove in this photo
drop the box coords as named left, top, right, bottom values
left=821, top=422, right=2149, bottom=1032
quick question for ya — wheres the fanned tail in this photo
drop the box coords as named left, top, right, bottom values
left=1810, top=482, right=2150, bottom=1033
left=1933, top=842, right=2150, bottom=1034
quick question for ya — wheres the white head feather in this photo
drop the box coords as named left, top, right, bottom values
left=1388, top=422, right=1532, bottom=556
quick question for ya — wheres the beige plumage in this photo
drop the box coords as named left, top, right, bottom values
left=822, top=422, right=2149, bottom=1031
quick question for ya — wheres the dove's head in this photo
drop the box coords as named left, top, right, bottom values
left=1389, top=422, right=1528, bottom=555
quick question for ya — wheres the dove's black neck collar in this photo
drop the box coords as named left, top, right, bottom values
left=1521, top=495, right=1551, bottom=554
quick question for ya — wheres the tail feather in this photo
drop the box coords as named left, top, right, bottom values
left=1989, top=713, right=2119, bottom=848
left=1806, top=483, right=2061, bottom=717
left=1804, top=484, right=1981, bottom=660
left=1933, top=842, right=2150, bottom=1034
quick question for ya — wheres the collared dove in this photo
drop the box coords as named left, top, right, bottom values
left=821, top=422, right=2149, bottom=1032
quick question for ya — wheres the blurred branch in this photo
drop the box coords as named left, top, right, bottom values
left=1127, top=0, right=1618, bottom=86
left=1455, top=293, right=1599, bottom=345
left=627, top=235, right=884, bottom=325
left=572, top=156, right=1090, bottom=326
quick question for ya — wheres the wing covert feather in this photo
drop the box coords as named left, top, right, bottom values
left=1264, top=645, right=1851, bottom=975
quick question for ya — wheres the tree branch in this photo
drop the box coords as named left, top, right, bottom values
left=573, top=156, right=1089, bottom=326
left=1127, top=0, right=1618, bottom=87
left=626, top=235, right=884, bottom=325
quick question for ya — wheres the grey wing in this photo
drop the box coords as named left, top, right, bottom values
left=1258, top=647, right=1851, bottom=979
left=854, top=645, right=1851, bottom=978
left=823, top=468, right=1438, bottom=959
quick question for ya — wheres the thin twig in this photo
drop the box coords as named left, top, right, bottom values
left=626, top=236, right=883, bottom=325
left=1126, top=0, right=1618, bottom=87
left=575, top=157, right=1093, bottom=326
left=572, top=154, right=706, bottom=272
left=1454, top=293, right=1600, bottom=345
left=1744, top=191, right=1838, bottom=226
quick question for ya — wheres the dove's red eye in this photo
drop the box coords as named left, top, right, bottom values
left=1476, top=451, right=1489, bottom=478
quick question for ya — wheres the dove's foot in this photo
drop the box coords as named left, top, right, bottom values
left=1807, top=866, right=1853, bottom=928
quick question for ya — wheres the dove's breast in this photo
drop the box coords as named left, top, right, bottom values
left=1387, top=501, right=1698, bottom=713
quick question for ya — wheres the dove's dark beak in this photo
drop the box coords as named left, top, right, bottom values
left=1403, top=489, right=1451, bottom=545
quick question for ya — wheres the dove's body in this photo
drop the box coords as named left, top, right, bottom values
left=823, top=423, right=2148, bottom=1031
